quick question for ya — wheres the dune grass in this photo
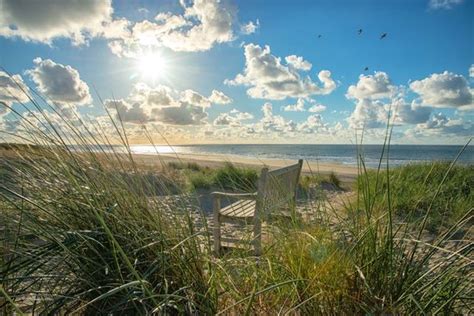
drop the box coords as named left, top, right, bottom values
left=168, top=161, right=258, bottom=192
left=1, top=84, right=473, bottom=314
left=358, top=162, right=473, bottom=231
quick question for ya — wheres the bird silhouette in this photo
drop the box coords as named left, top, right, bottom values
left=317, top=34, right=322, bottom=38
left=380, top=32, right=387, bottom=39
left=358, top=29, right=363, bottom=35
left=364, top=67, right=369, bottom=71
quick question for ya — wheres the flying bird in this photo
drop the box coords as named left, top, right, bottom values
left=364, top=67, right=369, bottom=71
left=380, top=32, right=387, bottom=39
left=358, top=29, right=363, bottom=35
left=317, top=34, right=322, bottom=38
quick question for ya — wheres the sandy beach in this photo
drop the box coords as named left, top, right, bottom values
left=132, top=152, right=360, bottom=183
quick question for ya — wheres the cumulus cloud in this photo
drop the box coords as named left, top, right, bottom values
left=26, top=58, right=92, bottom=107
left=0, top=72, right=30, bottom=113
left=285, top=55, right=312, bottom=71
left=347, top=97, right=432, bottom=129
left=407, top=112, right=472, bottom=138
left=409, top=71, right=473, bottom=110
left=346, top=72, right=399, bottom=129
left=241, top=19, right=259, bottom=34
left=308, top=103, right=326, bottom=113
left=297, top=114, right=329, bottom=134
left=225, top=43, right=336, bottom=100
left=345, top=71, right=436, bottom=129
left=153, top=102, right=207, bottom=125
left=207, top=102, right=341, bottom=141
left=105, top=99, right=150, bottom=124
left=348, top=99, right=388, bottom=129
left=392, top=99, right=432, bottom=125
left=257, top=102, right=296, bottom=133
left=243, top=104, right=332, bottom=137
left=346, top=72, right=396, bottom=100
left=209, top=90, right=232, bottom=104
left=214, top=109, right=253, bottom=126
left=0, top=0, right=113, bottom=45
left=429, top=0, right=463, bottom=10
left=283, top=98, right=306, bottom=112
left=107, top=0, right=237, bottom=56
left=180, top=89, right=211, bottom=108
left=104, top=83, right=217, bottom=125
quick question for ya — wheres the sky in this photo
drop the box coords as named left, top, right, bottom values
left=0, top=0, right=473, bottom=145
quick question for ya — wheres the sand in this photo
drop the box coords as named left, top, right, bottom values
left=132, top=152, right=359, bottom=183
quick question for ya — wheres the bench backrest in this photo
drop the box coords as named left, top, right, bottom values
left=256, top=159, right=303, bottom=216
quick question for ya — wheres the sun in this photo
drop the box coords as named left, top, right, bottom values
left=137, top=52, right=167, bottom=81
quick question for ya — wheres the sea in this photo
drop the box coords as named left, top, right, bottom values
left=129, top=144, right=473, bottom=168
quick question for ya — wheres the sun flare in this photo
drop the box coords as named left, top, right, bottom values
left=137, top=53, right=167, bottom=81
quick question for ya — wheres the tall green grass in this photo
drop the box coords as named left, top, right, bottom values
left=1, top=78, right=472, bottom=314
left=169, top=161, right=258, bottom=192
left=358, top=162, right=473, bottom=231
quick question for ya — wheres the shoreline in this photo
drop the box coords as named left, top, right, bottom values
left=132, top=152, right=360, bottom=183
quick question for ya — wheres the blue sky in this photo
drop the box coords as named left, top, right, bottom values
left=0, top=0, right=472, bottom=144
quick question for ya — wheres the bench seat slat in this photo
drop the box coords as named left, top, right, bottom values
left=220, top=200, right=256, bottom=218
left=220, top=199, right=253, bottom=216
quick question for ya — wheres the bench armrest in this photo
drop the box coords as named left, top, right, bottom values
left=211, top=191, right=257, bottom=200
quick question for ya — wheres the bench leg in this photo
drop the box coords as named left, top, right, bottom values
left=253, top=216, right=262, bottom=256
left=213, top=197, right=221, bottom=256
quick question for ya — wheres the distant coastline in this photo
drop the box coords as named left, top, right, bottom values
left=130, top=144, right=474, bottom=168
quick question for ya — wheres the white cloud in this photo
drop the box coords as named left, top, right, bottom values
left=470, top=64, right=474, bottom=78
left=104, top=83, right=216, bottom=125
left=297, top=114, right=329, bottom=134
left=209, top=90, right=232, bottom=104
left=26, top=58, right=92, bottom=107
left=0, top=72, right=30, bottom=114
left=105, top=99, right=150, bottom=124
left=347, top=94, right=432, bottom=129
left=241, top=19, right=259, bottom=35
left=142, top=84, right=174, bottom=106
left=283, top=98, right=305, bottom=112
left=407, top=112, right=472, bottom=138
left=257, top=102, right=296, bottom=133
left=180, top=89, right=211, bottom=108
left=346, top=72, right=396, bottom=100
left=285, top=55, right=312, bottom=71
left=345, top=72, right=436, bottom=129
left=214, top=109, right=253, bottom=126
left=25, top=57, right=91, bottom=119
left=429, top=0, right=463, bottom=10
left=348, top=99, right=388, bottom=129
left=225, top=43, right=336, bottom=100
left=100, top=18, right=132, bottom=40
left=409, top=71, right=473, bottom=110
left=153, top=102, right=208, bottom=125
left=308, top=103, right=326, bottom=113
left=107, top=0, right=237, bottom=55
left=0, top=0, right=113, bottom=45
left=230, top=104, right=334, bottom=138
left=392, top=99, right=432, bottom=125
left=346, top=72, right=401, bottom=129
left=204, top=101, right=347, bottom=141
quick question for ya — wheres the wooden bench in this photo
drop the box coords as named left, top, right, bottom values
left=212, top=159, right=303, bottom=256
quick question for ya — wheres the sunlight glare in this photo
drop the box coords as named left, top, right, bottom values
left=137, top=52, right=167, bottom=81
